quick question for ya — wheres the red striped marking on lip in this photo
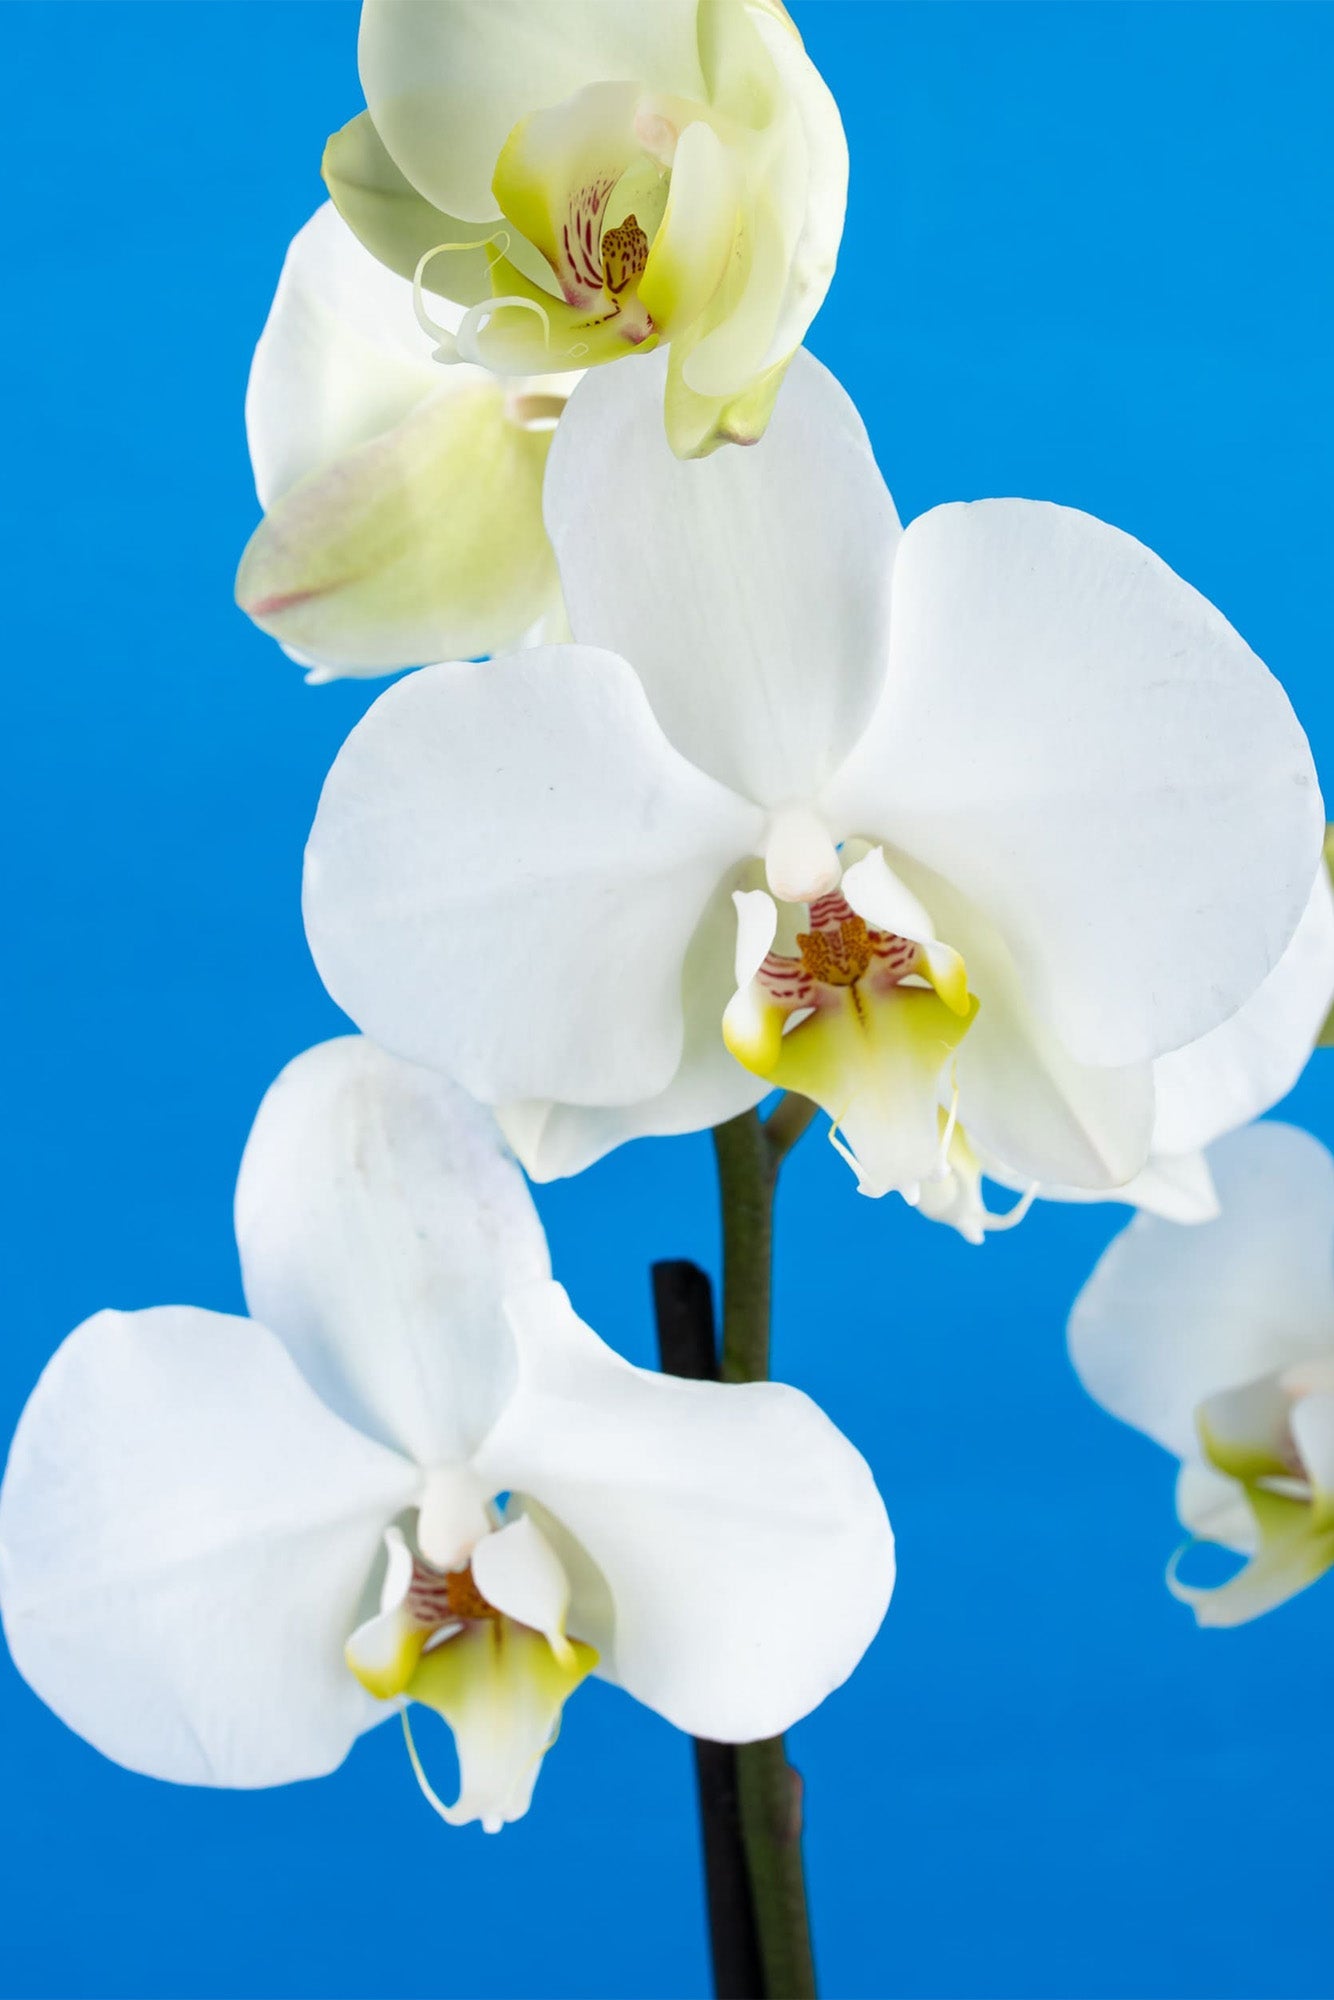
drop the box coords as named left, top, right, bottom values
left=558, top=175, right=617, bottom=304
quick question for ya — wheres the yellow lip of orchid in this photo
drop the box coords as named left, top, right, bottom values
left=723, top=877, right=979, bottom=1202
left=346, top=1514, right=599, bottom=1833
left=1163, top=1366, right=1334, bottom=1627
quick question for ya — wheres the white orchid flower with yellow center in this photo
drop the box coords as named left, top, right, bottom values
left=925, top=861, right=1334, bottom=1243
left=1069, top=1121, right=1334, bottom=1629
left=236, top=203, right=571, bottom=680
left=0, top=1038, right=893, bottom=1830
left=303, top=352, right=1322, bottom=1214
left=324, top=0, right=845, bottom=457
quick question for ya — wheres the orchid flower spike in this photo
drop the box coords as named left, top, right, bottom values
left=324, top=0, right=846, bottom=456
left=1069, top=1122, right=1334, bottom=1629
left=303, top=351, right=1323, bottom=1220
left=0, top=1039, right=892, bottom=1830
left=236, top=204, right=571, bottom=680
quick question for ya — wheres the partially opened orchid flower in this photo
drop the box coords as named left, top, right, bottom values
left=1069, top=1121, right=1334, bottom=1628
left=0, top=1038, right=892, bottom=1828
left=303, top=351, right=1322, bottom=1216
left=236, top=204, right=569, bottom=679
left=925, top=861, right=1334, bottom=1242
left=325, top=0, right=845, bottom=456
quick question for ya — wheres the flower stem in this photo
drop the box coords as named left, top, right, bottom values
left=652, top=1260, right=765, bottom=2000
left=712, top=1106, right=819, bottom=2000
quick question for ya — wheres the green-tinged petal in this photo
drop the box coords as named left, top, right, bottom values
left=699, top=0, right=784, bottom=125
left=322, top=111, right=533, bottom=308
left=744, top=6, right=848, bottom=368
left=246, top=204, right=444, bottom=518
left=236, top=378, right=559, bottom=675
left=679, top=192, right=788, bottom=403
left=639, top=119, right=740, bottom=337
left=664, top=334, right=790, bottom=457
left=1169, top=1485, right=1334, bottom=1628
left=407, top=1619, right=597, bottom=1832
left=358, top=0, right=705, bottom=223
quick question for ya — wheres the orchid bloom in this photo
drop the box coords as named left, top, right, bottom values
left=324, top=0, right=846, bottom=457
left=0, top=1038, right=892, bottom=1829
left=924, top=861, right=1334, bottom=1243
left=303, top=351, right=1322, bottom=1218
left=236, top=203, right=570, bottom=679
left=1069, top=1121, right=1334, bottom=1628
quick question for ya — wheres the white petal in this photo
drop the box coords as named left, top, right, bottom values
left=358, top=0, right=705, bottom=222
left=1025, top=1146, right=1221, bottom=1225
left=471, top=1514, right=573, bottom=1660
left=910, top=862, right=1156, bottom=1190
left=473, top=1282, right=894, bottom=1742
left=545, top=347, right=901, bottom=806
left=1068, top=1121, right=1334, bottom=1463
left=841, top=844, right=969, bottom=1013
left=824, top=500, right=1324, bottom=1067
left=839, top=845, right=936, bottom=943
left=344, top=1526, right=437, bottom=1700
left=235, top=1037, right=548, bottom=1470
left=1152, top=865, right=1334, bottom=1155
left=497, top=866, right=766, bottom=1179
left=303, top=647, right=763, bottom=1105
left=0, top=1308, right=418, bottom=1786
left=732, top=884, right=779, bottom=985
left=1291, top=1392, right=1334, bottom=1499
left=246, top=203, right=446, bottom=512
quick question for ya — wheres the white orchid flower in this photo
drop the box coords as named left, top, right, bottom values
left=928, top=862, right=1334, bottom=1242
left=303, top=351, right=1322, bottom=1212
left=0, top=1038, right=893, bottom=1830
left=324, top=0, right=846, bottom=457
left=236, top=203, right=571, bottom=680
left=1069, top=1121, right=1334, bottom=1628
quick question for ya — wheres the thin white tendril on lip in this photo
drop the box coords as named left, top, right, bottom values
left=411, top=232, right=515, bottom=359
left=399, top=1697, right=570, bottom=1831
left=455, top=295, right=556, bottom=368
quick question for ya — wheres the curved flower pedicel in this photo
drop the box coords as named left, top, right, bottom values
left=326, top=0, right=845, bottom=456
left=236, top=203, right=570, bottom=679
left=1069, top=1122, right=1334, bottom=1628
left=304, top=351, right=1323, bottom=1218
left=0, top=1038, right=892, bottom=1829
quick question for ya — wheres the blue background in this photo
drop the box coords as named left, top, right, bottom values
left=5, top=3, right=1334, bottom=1995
